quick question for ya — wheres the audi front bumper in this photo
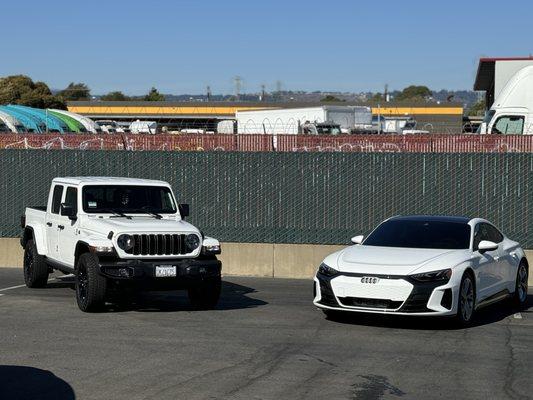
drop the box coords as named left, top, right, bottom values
left=313, top=271, right=457, bottom=317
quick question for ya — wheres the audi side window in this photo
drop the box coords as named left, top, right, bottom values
left=51, top=185, right=64, bottom=215
left=473, top=223, right=490, bottom=250
left=487, top=224, right=503, bottom=243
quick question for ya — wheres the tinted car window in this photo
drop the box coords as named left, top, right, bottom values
left=82, top=185, right=176, bottom=214
left=51, top=185, right=64, bottom=214
left=364, top=219, right=471, bottom=249
left=64, top=187, right=78, bottom=214
left=488, top=225, right=504, bottom=243
left=473, top=223, right=502, bottom=250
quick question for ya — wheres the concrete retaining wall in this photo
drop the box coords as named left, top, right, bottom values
left=1, top=238, right=532, bottom=285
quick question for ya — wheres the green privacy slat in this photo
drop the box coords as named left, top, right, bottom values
left=1, top=150, right=531, bottom=248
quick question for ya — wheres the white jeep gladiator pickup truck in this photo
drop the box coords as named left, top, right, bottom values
left=20, top=177, right=222, bottom=312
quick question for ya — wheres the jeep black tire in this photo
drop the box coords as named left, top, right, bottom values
left=23, top=239, right=49, bottom=288
left=76, top=253, right=107, bottom=312
left=188, top=277, right=221, bottom=310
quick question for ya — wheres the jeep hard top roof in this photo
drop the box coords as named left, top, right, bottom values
left=52, top=177, right=170, bottom=186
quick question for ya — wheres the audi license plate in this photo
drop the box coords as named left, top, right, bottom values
left=155, top=265, right=177, bottom=278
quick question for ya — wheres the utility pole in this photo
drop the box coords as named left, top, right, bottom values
left=233, top=76, right=242, bottom=100
left=260, top=84, right=266, bottom=101
left=206, top=85, right=211, bottom=101
left=384, top=84, right=389, bottom=102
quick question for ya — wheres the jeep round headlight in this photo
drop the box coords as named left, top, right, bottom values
left=117, top=234, right=134, bottom=251
left=185, top=234, right=200, bottom=252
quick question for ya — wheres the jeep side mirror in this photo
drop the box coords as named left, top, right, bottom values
left=351, top=235, right=364, bottom=244
left=179, top=204, right=190, bottom=218
left=60, top=204, right=77, bottom=221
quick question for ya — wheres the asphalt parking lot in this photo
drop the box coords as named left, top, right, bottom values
left=0, top=268, right=532, bottom=400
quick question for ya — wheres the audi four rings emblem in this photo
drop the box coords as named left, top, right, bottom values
left=361, top=277, right=379, bottom=284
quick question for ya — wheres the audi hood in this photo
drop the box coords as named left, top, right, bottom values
left=325, top=245, right=470, bottom=276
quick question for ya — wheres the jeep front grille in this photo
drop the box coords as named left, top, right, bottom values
left=127, top=234, right=188, bottom=256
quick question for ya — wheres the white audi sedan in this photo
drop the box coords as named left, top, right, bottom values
left=313, top=215, right=529, bottom=325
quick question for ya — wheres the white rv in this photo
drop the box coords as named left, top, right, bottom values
left=478, top=65, right=533, bottom=135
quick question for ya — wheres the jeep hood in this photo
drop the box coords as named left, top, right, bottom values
left=331, top=245, right=470, bottom=276
left=81, top=216, right=200, bottom=235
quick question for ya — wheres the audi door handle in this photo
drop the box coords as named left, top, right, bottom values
left=46, top=222, right=52, bottom=227
left=58, top=225, right=65, bottom=230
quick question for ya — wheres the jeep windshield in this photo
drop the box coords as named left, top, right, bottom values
left=82, top=185, right=177, bottom=214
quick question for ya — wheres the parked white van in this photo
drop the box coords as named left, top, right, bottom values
left=129, top=120, right=157, bottom=134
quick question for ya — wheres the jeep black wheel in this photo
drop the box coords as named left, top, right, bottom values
left=23, top=239, right=49, bottom=288
left=188, top=277, right=221, bottom=310
left=76, top=253, right=107, bottom=312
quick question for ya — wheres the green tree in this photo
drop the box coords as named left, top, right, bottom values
left=396, top=85, right=432, bottom=101
left=320, top=95, right=345, bottom=102
left=58, top=82, right=90, bottom=101
left=100, top=91, right=131, bottom=101
left=468, top=99, right=486, bottom=116
left=143, top=87, right=165, bottom=101
left=0, top=75, right=66, bottom=109
left=371, top=93, right=384, bottom=102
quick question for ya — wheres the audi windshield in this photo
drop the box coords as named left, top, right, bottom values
left=363, top=219, right=470, bottom=250
left=82, top=185, right=177, bottom=214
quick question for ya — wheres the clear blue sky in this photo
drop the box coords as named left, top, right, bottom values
left=1, top=0, right=532, bottom=95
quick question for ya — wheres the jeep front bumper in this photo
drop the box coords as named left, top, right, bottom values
left=98, top=258, right=221, bottom=290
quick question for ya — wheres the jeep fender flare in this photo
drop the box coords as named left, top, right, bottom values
left=22, top=225, right=47, bottom=256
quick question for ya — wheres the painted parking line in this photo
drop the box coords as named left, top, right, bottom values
left=0, top=284, right=27, bottom=292
left=0, top=278, right=57, bottom=293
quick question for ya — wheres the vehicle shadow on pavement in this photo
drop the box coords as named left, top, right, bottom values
left=324, top=294, right=533, bottom=330
left=129, top=281, right=268, bottom=312
left=0, top=365, right=75, bottom=400
left=48, top=277, right=268, bottom=312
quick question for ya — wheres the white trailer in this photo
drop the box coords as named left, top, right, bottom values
left=236, top=106, right=367, bottom=134
left=129, top=120, right=158, bottom=134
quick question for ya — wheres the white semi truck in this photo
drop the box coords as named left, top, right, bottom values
left=236, top=106, right=371, bottom=135
left=478, top=65, right=533, bottom=134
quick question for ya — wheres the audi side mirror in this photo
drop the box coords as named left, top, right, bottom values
left=478, top=240, right=498, bottom=253
left=179, top=203, right=190, bottom=218
left=60, top=204, right=77, bottom=221
left=351, top=235, right=364, bottom=245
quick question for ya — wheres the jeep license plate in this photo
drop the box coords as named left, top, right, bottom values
left=155, top=265, right=177, bottom=278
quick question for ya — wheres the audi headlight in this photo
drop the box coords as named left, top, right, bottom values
left=117, top=234, right=134, bottom=251
left=185, top=234, right=200, bottom=252
left=410, top=268, right=452, bottom=282
left=317, top=263, right=339, bottom=277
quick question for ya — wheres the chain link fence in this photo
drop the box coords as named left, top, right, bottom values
left=1, top=150, right=531, bottom=248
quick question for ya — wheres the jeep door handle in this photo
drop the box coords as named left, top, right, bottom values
left=46, top=222, right=53, bottom=227
left=58, top=225, right=65, bottom=230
